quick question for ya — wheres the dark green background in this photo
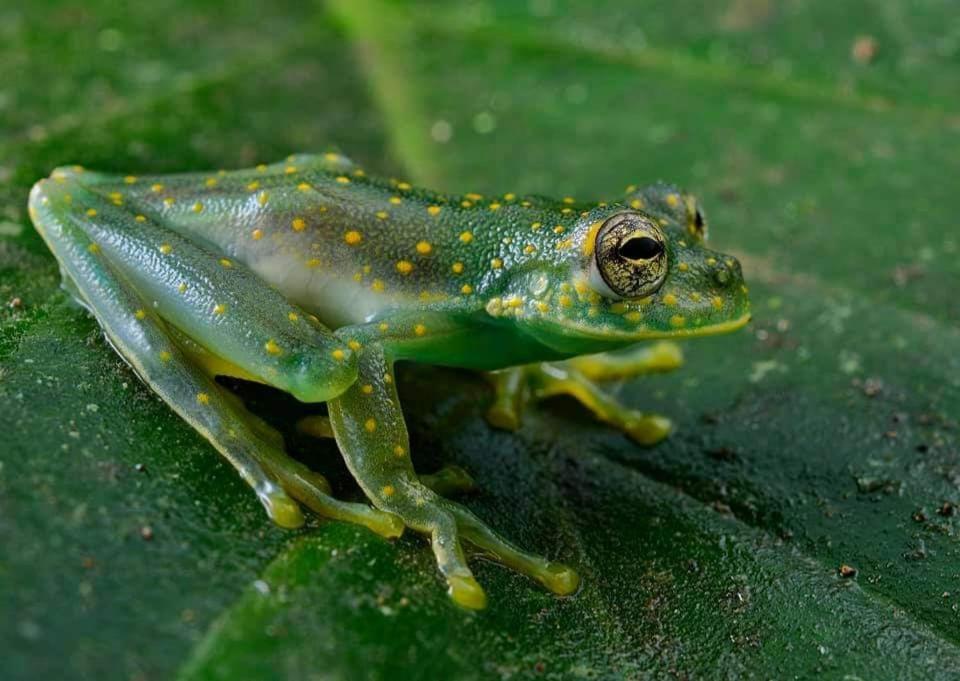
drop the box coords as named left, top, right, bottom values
left=2, top=1, right=959, bottom=679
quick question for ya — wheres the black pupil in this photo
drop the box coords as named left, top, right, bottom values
left=619, top=236, right=662, bottom=260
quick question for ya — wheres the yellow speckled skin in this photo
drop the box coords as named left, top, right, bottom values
left=28, top=152, right=749, bottom=608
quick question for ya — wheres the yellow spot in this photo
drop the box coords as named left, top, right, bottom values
left=381, top=484, right=394, bottom=496
left=365, top=418, right=377, bottom=433
left=371, top=279, right=385, bottom=293
left=531, top=221, right=542, bottom=231
left=414, top=324, right=427, bottom=336
left=205, top=177, right=218, bottom=187
left=504, top=192, right=516, bottom=201
left=361, top=384, right=374, bottom=394
left=292, top=217, right=306, bottom=232
left=393, top=445, right=406, bottom=457
left=284, top=165, right=298, bottom=174
left=297, top=182, right=311, bottom=192
left=397, top=181, right=412, bottom=191
left=662, top=293, right=678, bottom=307
left=691, top=293, right=702, bottom=303
left=706, top=257, right=717, bottom=266
left=505, top=296, right=523, bottom=308
left=344, top=230, right=363, bottom=245
left=563, top=196, right=575, bottom=204
left=213, top=303, right=227, bottom=315
left=610, top=302, right=627, bottom=314
left=396, top=260, right=414, bottom=275
left=196, top=392, right=211, bottom=405
left=630, top=198, right=643, bottom=210
left=712, top=296, right=724, bottom=311
left=553, top=225, right=565, bottom=234
left=678, top=263, right=689, bottom=272
left=150, top=183, right=164, bottom=193
left=559, top=294, right=572, bottom=307
left=416, top=240, right=433, bottom=255
left=348, top=339, right=362, bottom=351
left=264, top=339, right=282, bottom=355
left=324, top=152, right=340, bottom=161
left=375, top=210, right=388, bottom=220
left=582, top=220, right=604, bottom=256
left=625, top=311, right=642, bottom=322
left=666, top=193, right=680, bottom=207
left=159, top=351, right=172, bottom=362
left=670, top=315, right=686, bottom=328
left=134, top=309, right=146, bottom=320
left=219, top=258, right=232, bottom=268
left=159, top=243, right=172, bottom=255
left=535, top=301, right=549, bottom=313
left=461, top=284, right=473, bottom=294
left=555, top=238, right=573, bottom=250
left=427, top=205, right=441, bottom=216
left=246, top=181, right=260, bottom=191
left=336, top=175, right=350, bottom=184
left=378, top=322, right=389, bottom=332
left=332, top=349, right=346, bottom=361
left=461, top=200, right=473, bottom=208
left=523, top=244, right=536, bottom=254
left=561, top=207, right=574, bottom=214
left=192, top=201, right=203, bottom=213
left=86, top=208, right=97, bottom=217
left=124, top=175, right=137, bottom=184
left=257, top=191, right=269, bottom=206
left=256, top=164, right=268, bottom=172
left=163, top=197, right=175, bottom=207
left=109, top=192, right=123, bottom=204
left=459, top=231, right=473, bottom=243
left=135, top=215, right=147, bottom=223
left=451, top=262, right=464, bottom=274
left=288, top=312, right=299, bottom=322
left=178, top=282, right=187, bottom=293
left=306, top=258, right=321, bottom=268
left=252, top=228, right=264, bottom=240
left=384, top=373, right=393, bottom=384
left=389, top=196, right=402, bottom=205
left=489, top=202, right=501, bottom=211
left=353, top=169, right=366, bottom=177
left=625, top=184, right=637, bottom=193
left=490, top=257, right=503, bottom=270
left=466, top=192, right=483, bottom=201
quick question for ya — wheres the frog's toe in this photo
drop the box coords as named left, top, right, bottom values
left=257, top=484, right=306, bottom=529
left=449, top=504, right=581, bottom=597
left=623, top=413, right=673, bottom=446
left=421, top=464, right=476, bottom=496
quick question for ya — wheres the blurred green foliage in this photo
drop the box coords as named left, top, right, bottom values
left=1, top=1, right=959, bottom=679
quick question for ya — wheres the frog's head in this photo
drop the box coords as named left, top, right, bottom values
left=497, top=185, right=750, bottom=356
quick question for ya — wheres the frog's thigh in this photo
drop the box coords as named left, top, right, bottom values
left=535, top=363, right=672, bottom=446
left=563, top=341, right=684, bottom=381
left=327, top=341, right=577, bottom=609
left=29, top=178, right=401, bottom=537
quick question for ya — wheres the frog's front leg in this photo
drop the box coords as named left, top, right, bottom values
left=486, top=343, right=682, bottom=446
left=29, top=174, right=402, bottom=538
left=327, top=333, right=579, bottom=609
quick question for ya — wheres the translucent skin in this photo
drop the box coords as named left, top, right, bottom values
left=27, top=152, right=750, bottom=609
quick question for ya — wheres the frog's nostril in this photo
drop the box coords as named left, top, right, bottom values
left=713, top=258, right=742, bottom=287
left=713, top=267, right=731, bottom=286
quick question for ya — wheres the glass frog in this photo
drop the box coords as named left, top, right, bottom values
left=28, top=152, right=750, bottom=609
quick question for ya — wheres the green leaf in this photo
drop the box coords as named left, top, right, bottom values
left=3, top=2, right=959, bottom=679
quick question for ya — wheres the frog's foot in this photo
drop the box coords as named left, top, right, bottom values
left=486, top=361, right=673, bottom=446
left=328, top=342, right=579, bottom=609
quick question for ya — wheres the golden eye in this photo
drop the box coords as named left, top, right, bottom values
left=592, top=212, right=668, bottom=299
left=684, top=194, right=708, bottom=242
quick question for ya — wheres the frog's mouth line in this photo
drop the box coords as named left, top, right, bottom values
left=562, top=311, right=752, bottom=342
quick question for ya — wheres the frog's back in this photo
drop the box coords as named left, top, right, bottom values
left=66, top=153, right=584, bottom=328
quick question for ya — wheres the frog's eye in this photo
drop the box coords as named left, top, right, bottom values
left=590, top=211, right=668, bottom=300
left=684, top=194, right=708, bottom=242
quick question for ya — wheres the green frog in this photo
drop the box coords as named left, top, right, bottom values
left=28, top=152, right=749, bottom=609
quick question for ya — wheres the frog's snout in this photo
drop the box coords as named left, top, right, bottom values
left=712, top=257, right=743, bottom=288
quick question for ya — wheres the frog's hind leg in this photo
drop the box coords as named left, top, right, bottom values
left=28, top=175, right=402, bottom=538
left=327, top=341, right=578, bottom=609
left=486, top=342, right=681, bottom=446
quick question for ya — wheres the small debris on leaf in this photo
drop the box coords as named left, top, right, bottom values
left=839, top=564, right=858, bottom=578
left=851, top=35, right=879, bottom=64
